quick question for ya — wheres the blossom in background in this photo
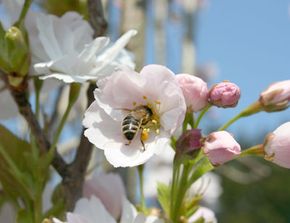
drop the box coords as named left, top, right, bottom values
left=175, top=73, right=208, bottom=112
left=208, top=81, right=240, bottom=108
left=30, top=11, right=137, bottom=83
left=203, top=131, right=241, bottom=166
left=83, top=64, right=186, bottom=167
left=259, top=80, right=290, bottom=111
left=188, top=206, right=217, bottom=223
left=264, top=122, right=290, bottom=168
left=53, top=196, right=163, bottom=223
left=83, top=172, right=125, bottom=219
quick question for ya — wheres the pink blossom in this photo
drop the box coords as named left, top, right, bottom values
left=259, top=80, right=290, bottom=111
left=209, top=81, right=240, bottom=108
left=203, top=131, right=241, bottom=166
left=83, top=64, right=186, bottom=167
left=83, top=173, right=125, bottom=219
left=264, top=122, right=290, bottom=168
left=175, top=73, right=208, bottom=112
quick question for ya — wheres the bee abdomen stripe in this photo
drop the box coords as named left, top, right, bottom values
left=122, top=119, right=139, bottom=126
left=122, top=125, right=139, bottom=131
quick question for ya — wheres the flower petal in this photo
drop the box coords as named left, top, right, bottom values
left=120, top=198, right=138, bottom=223
left=74, top=196, right=116, bottom=223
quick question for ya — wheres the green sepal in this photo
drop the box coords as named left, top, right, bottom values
left=4, top=26, right=30, bottom=77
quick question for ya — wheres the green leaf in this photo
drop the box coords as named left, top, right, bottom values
left=0, top=125, right=34, bottom=200
left=17, top=209, right=33, bottom=223
left=157, top=182, right=171, bottom=216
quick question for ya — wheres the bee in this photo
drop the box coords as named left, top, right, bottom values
left=122, top=105, right=153, bottom=150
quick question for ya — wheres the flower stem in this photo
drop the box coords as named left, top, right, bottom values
left=49, top=103, right=72, bottom=151
left=194, top=104, right=211, bottom=128
left=218, top=113, right=242, bottom=131
left=17, top=0, right=33, bottom=25
left=239, top=144, right=264, bottom=158
left=171, top=163, right=190, bottom=222
left=183, top=112, right=195, bottom=132
left=137, top=165, right=146, bottom=211
left=50, top=84, right=80, bottom=151
left=218, top=101, right=263, bottom=131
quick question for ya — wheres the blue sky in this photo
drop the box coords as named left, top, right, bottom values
left=196, top=0, right=290, bottom=139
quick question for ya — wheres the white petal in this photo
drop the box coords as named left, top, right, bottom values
left=120, top=198, right=138, bottom=223
left=67, top=213, right=89, bottom=223
left=52, top=218, right=66, bottom=223
left=96, top=29, right=137, bottom=64
left=83, top=173, right=125, bottom=219
left=36, top=14, right=63, bottom=60
left=39, top=73, right=78, bottom=83
left=79, top=37, right=109, bottom=62
left=74, top=196, right=116, bottom=223
left=83, top=101, right=122, bottom=150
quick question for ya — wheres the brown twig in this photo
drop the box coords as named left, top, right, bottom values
left=7, top=77, right=68, bottom=177
left=61, top=84, right=96, bottom=210
left=87, top=0, right=108, bottom=37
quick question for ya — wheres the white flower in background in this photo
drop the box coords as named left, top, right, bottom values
left=83, top=64, right=186, bottom=167
left=53, top=196, right=164, bottom=223
left=188, top=206, right=217, bottom=223
left=83, top=172, right=125, bottom=219
left=144, top=147, right=174, bottom=198
left=191, top=172, right=222, bottom=210
left=30, top=11, right=137, bottom=83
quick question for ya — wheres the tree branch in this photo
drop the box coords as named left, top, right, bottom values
left=87, top=0, right=107, bottom=37
left=61, top=84, right=95, bottom=210
left=8, top=78, right=68, bottom=177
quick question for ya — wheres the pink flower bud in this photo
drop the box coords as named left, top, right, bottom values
left=203, top=131, right=241, bottom=166
left=175, top=73, right=209, bottom=112
left=209, top=81, right=240, bottom=108
left=259, top=80, right=290, bottom=111
left=176, top=129, right=202, bottom=154
left=264, top=122, right=290, bottom=168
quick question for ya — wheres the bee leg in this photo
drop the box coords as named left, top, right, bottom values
left=140, top=139, right=146, bottom=152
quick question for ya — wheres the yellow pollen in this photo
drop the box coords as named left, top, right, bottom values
left=132, top=101, right=137, bottom=106
left=155, top=129, right=160, bottom=134
left=141, top=128, right=150, bottom=141
left=143, top=95, right=147, bottom=100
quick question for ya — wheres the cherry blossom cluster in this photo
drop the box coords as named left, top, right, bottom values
left=0, top=0, right=290, bottom=223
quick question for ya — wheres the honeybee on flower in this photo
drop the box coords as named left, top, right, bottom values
left=83, top=64, right=186, bottom=167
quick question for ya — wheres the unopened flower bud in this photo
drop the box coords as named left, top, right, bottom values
left=175, top=73, right=209, bottom=112
left=176, top=129, right=202, bottom=155
left=259, top=80, right=290, bottom=112
left=203, top=131, right=241, bottom=166
left=209, top=81, right=240, bottom=108
left=264, top=122, right=290, bottom=168
left=2, top=26, right=30, bottom=78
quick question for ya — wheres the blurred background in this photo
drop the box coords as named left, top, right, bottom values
left=1, top=0, right=290, bottom=222
left=105, top=1, right=290, bottom=222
